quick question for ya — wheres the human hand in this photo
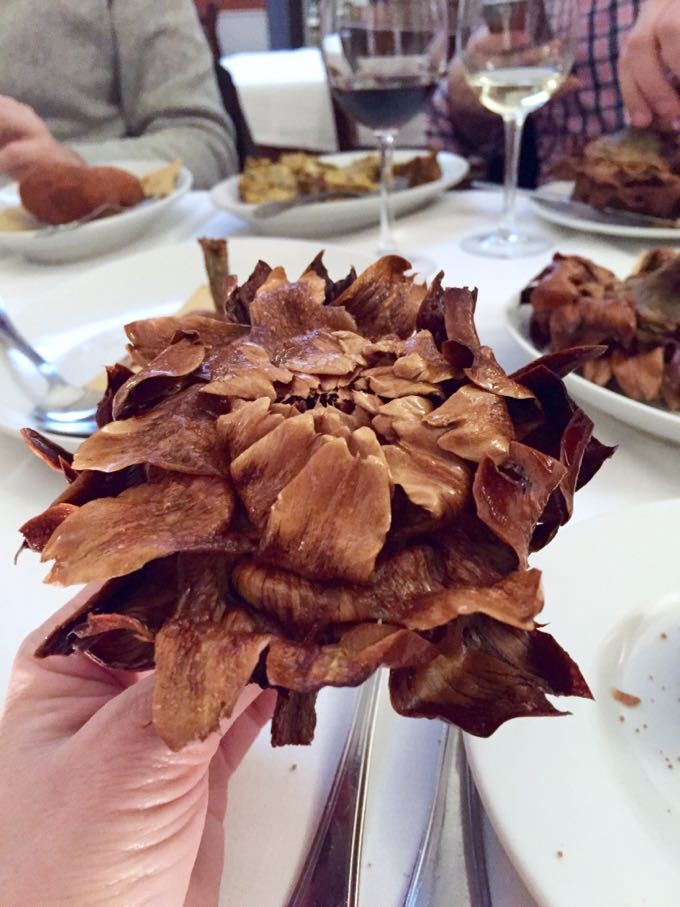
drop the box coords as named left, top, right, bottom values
left=0, top=591, right=276, bottom=907
left=0, top=95, right=82, bottom=180
left=619, top=0, right=680, bottom=128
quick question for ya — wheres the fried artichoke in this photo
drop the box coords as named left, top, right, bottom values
left=19, top=243, right=613, bottom=750
left=522, top=248, right=680, bottom=410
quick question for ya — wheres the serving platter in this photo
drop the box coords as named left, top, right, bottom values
left=0, top=159, right=192, bottom=263
left=504, top=299, right=680, bottom=445
left=466, top=498, right=680, bottom=907
left=530, top=180, right=680, bottom=240
left=210, top=150, right=469, bottom=237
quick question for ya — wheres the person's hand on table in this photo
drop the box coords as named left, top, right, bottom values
left=0, top=95, right=83, bottom=180
left=0, top=591, right=276, bottom=907
left=619, top=0, right=680, bottom=128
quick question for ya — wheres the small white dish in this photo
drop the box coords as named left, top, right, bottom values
left=530, top=180, right=680, bottom=240
left=210, top=150, right=469, bottom=237
left=0, top=160, right=192, bottom=264
left=466, top=498, right=680, bottom=907
left=0, top=237, right=373, bottom=447
left=504, top=298, right=680, bottom=444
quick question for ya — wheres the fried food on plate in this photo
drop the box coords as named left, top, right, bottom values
left=239, top=151, right=441, bottom=204
left=522, top=247, right=680, bottom=409
left=571, top=128, right=680, bottom=220
left=19, top=164, right=145, bottom=226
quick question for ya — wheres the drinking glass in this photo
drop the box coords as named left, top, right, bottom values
left=458, top=0, right=579, bottom=257
left=321, top=0, right=449, bottom=259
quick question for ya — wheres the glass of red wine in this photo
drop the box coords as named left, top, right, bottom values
left=321, top=0, right=449, bottom=259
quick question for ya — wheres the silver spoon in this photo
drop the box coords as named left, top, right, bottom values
left=0, top=300, right=99, bottom=436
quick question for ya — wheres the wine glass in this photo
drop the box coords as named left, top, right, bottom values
left=321, top=0, right=449, bottom=261
left=458, top=0, right=579, bottom=257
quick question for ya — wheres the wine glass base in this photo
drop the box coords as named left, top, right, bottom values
left=461, top=228, right=551, bottom=259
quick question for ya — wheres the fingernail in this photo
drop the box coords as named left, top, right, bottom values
left=672, top=117, right=680, bottom=131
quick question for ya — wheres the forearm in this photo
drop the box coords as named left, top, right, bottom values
left=107, top=0, right=238, bottom=189
left=70, top=122, right=237, bottom=190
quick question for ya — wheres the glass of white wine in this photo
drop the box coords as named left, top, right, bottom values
left=458, top=0, right=578, bottom=257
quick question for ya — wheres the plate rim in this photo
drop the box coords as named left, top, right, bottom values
left=465, top=496, right=680, bottom=907
left=210, top=149, right=469, bottom=220
left=0, top=236, right=375, bottom=446
left=530, top=180, right=680, bottom=240
left=503, top=295, right=680, bottom=441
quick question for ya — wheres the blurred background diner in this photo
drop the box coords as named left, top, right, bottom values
left=0, top=0, right=238, bottom=187
left=3, top=0, right=680, bottom=190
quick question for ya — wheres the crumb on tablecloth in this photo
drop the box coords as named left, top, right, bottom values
left=612, top=688, right=641, bottom=707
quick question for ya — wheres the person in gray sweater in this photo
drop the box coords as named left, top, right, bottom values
left=0, top=0, right=238, bottom=188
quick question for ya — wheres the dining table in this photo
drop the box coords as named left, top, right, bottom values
left=1, top=185, right=679, bottom=907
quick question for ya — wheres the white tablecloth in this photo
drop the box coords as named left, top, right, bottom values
left=221, top=46, right=427, bottom=152
left=2, top=190, right=679, bottom=906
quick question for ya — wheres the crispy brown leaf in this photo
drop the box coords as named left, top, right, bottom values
left=20, top=503, right=78, bottom=553
left=259, top=433, right=392, bottom=583
left=332, top=256, right=426, bottom=339
left=20, top=428, right=74, bottom=471
left=250, top=268, right=356, bottom=338
left=390, top=614, right=591, bottom=737
left=267, top=623, right=436, bottom=692
left=112, top=338, right=206, bottom=420
left=473, top=442, right=567, bottom=567
left=74, top=386, right=228, bottom=476
left=154, top=607, right=271, bottom=750
left=42, top=475, right=234, bottom=585
left=271, top=690, right=317, bottom=746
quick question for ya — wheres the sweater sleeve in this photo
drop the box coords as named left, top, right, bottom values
left=69, top=0, right=238, bottom=189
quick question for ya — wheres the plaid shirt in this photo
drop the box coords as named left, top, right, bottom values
left=427, top=0, right=641, bottom=181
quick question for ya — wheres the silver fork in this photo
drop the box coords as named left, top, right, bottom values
left=286, top=671, right=382, bottom=907
left=0, top=300, right=99, bottom=436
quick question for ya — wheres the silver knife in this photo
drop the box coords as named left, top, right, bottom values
left=471, top=180, right=679, bottom=228
left=532, top=192, right=679, bottom=228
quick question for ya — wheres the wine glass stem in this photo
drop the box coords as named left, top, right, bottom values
left=376, top=129, right=397, bottom=253
left=499, top=112, right=526, bottom=240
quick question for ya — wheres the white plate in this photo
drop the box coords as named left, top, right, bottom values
left=210, top=150, right=469, bottom=237
left=504, top=297, right=680, bottom=444
left=0, top=237, right=373, bottom=447
left=0, top=160, right=193, bottom=264
left=530, top=180, right=680, bottom=240
left=466, top=498, right=680, bottom=907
